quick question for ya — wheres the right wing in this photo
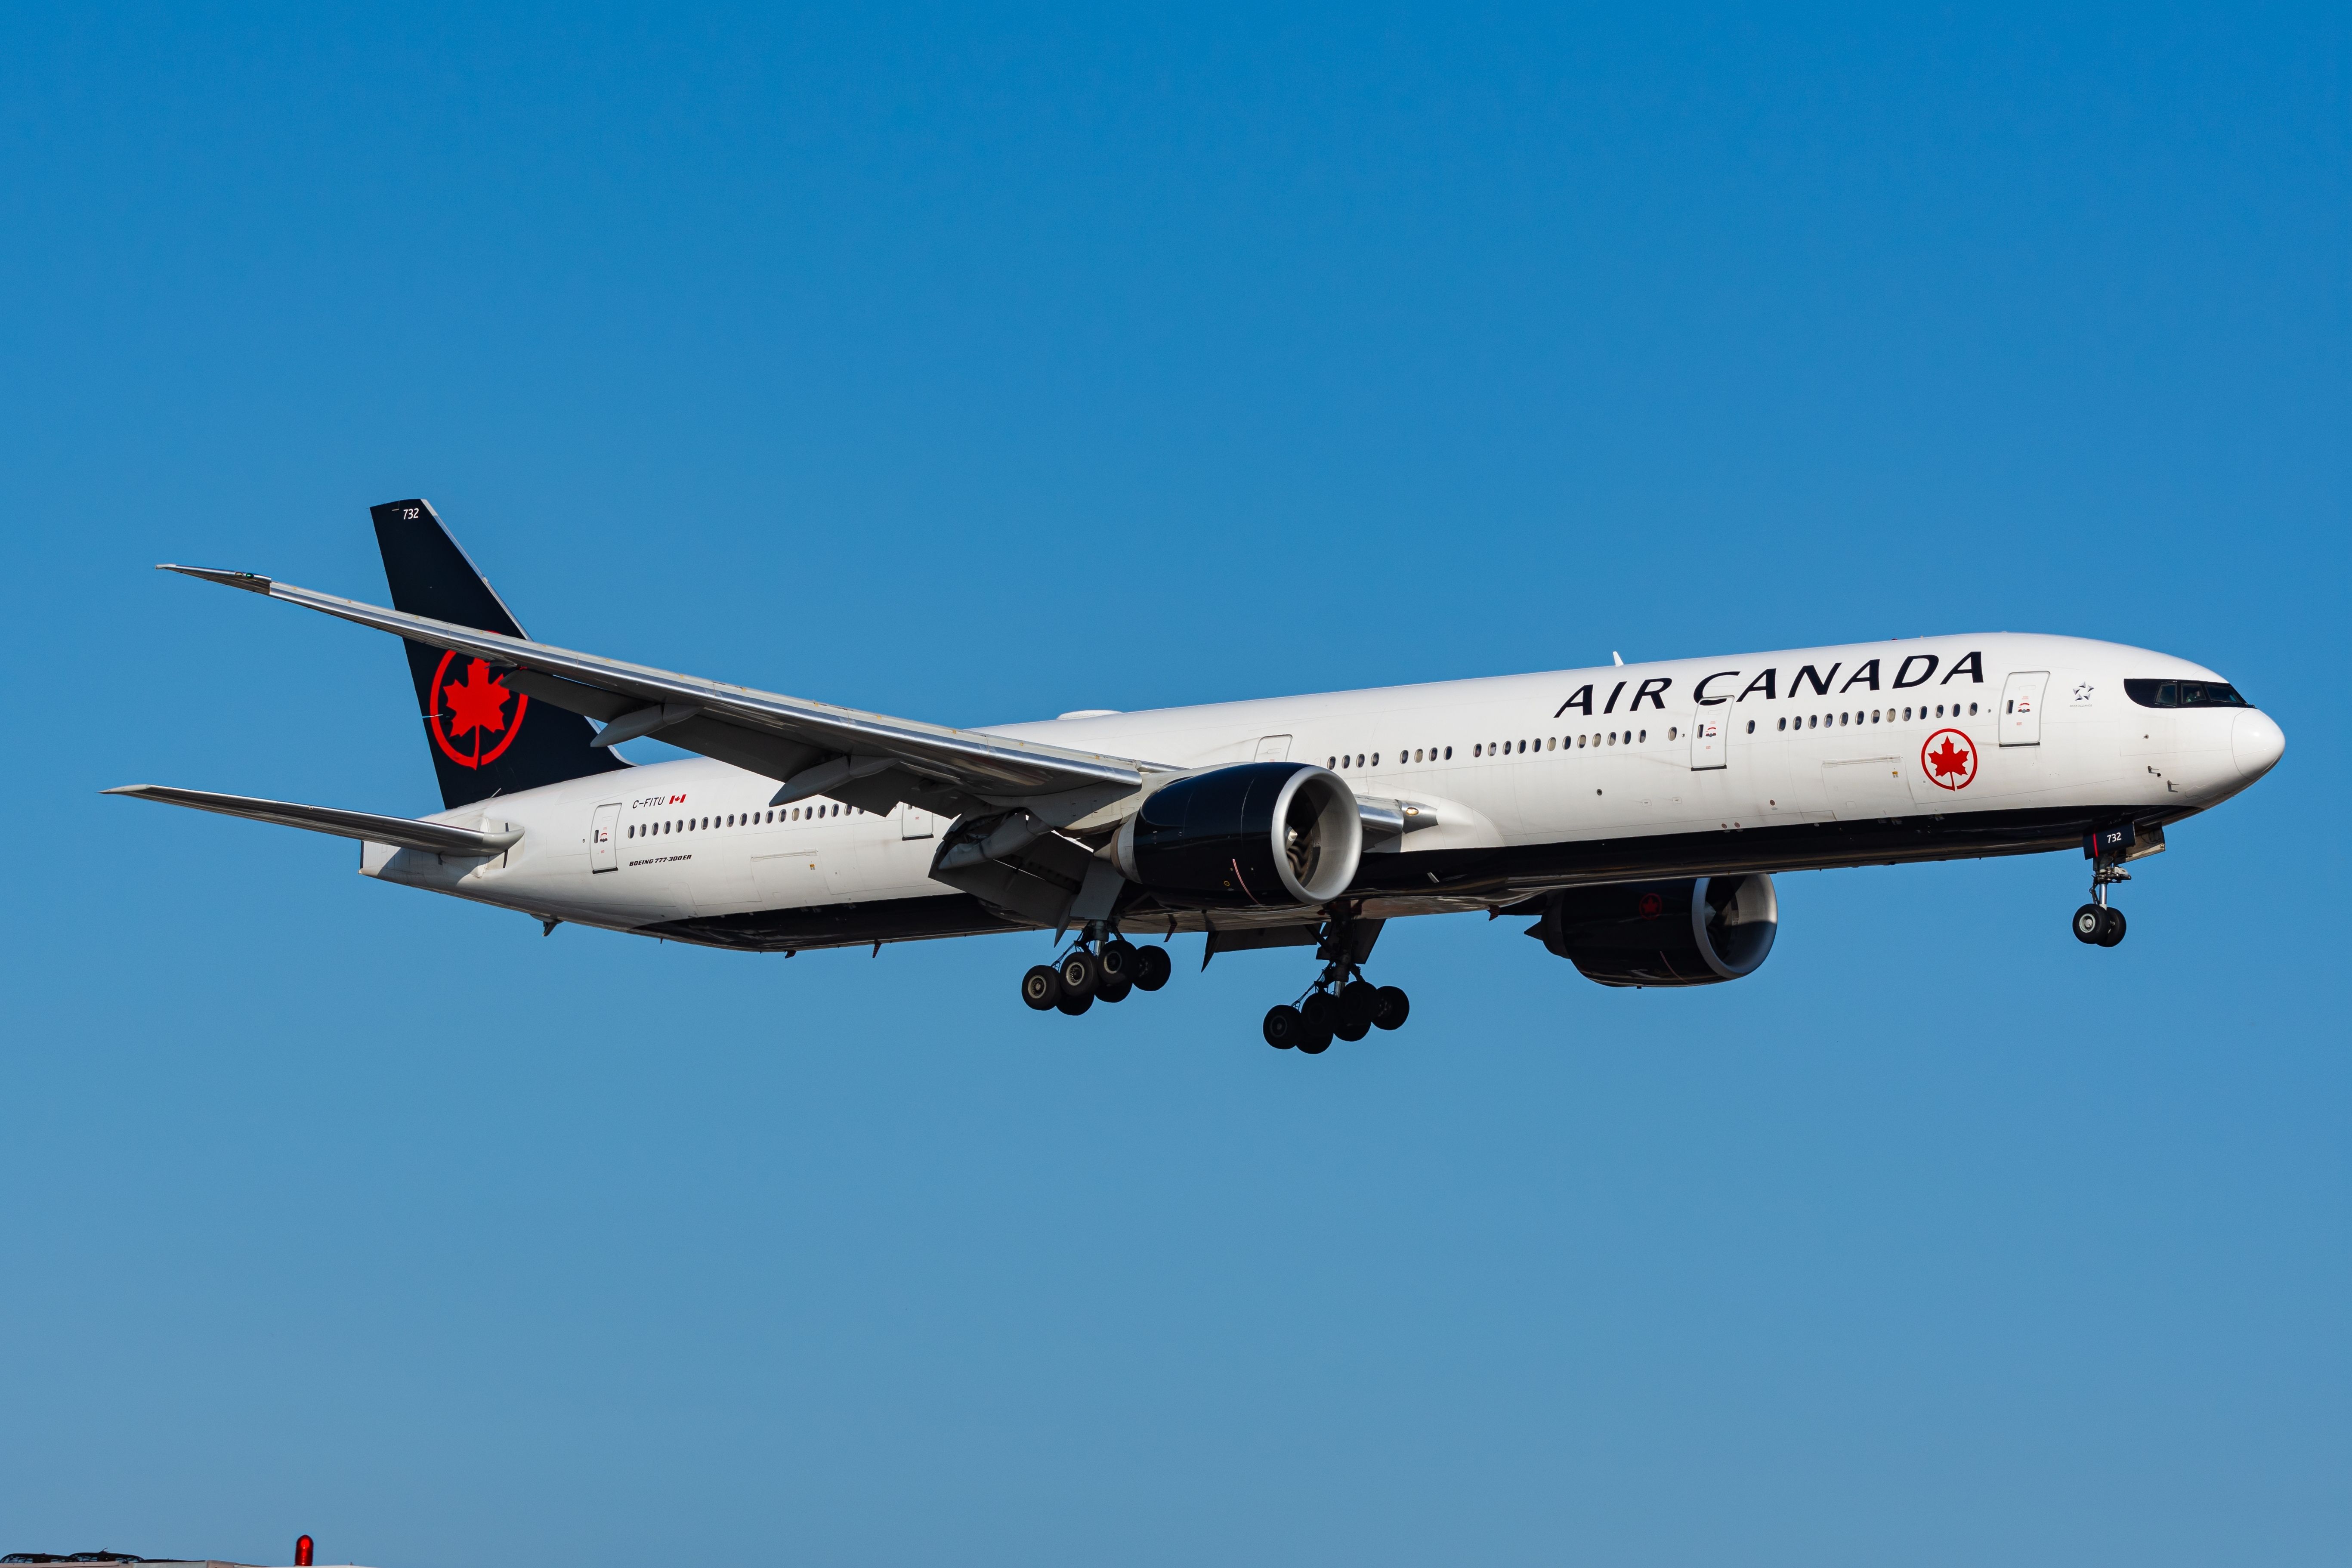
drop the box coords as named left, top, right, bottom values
left=160, top=566, right=1155, bottom=822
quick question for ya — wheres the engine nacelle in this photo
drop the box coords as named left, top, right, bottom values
left=1529, top=874, right=1779, bottom=987
left=1114, top=762, right=1362, bottom=909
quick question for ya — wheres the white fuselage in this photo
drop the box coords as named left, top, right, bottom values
left=363, top=632, right=2282, bottom=946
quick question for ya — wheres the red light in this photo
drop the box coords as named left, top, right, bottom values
left=295, top=1537, right=313, bottom=1567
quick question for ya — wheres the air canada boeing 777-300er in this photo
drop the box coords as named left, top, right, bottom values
left=113, top=500, right=2286, bottom=1052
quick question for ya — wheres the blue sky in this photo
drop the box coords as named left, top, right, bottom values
left=2, top=7, right=2345, bottom=1565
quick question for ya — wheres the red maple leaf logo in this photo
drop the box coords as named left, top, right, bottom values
left=442, top=659, right=514, bottom=739
left=1920, top=732, right=1978, bottom=791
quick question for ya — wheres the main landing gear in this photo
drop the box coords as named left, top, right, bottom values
left=1019, top=928, right=1174, bottom=1016
left=2072, top=842, right=2131, bottom=948
left=1261, top=916, right=1410, bottom=1055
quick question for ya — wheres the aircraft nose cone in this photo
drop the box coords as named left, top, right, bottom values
left=2233, top=710, right=2285, bottom=782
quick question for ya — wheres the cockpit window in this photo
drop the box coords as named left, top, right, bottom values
left=2125, top=678, right=2250, bottom=709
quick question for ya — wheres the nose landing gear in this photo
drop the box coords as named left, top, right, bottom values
left=2071, top=827, right=2134, bottom=947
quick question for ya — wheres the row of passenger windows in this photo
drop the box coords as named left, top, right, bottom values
left=1323, top=702, right=1986, bottom=772
left=627, top=801, right=861, bottom=839
left=1776, top=702, right=1978, bottom=731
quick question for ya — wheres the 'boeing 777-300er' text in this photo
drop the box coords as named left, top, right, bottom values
left=114, top=500, right=2286, bottom=1052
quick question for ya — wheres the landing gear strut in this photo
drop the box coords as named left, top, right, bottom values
left=1262, top=914, right=1410, bottom=1055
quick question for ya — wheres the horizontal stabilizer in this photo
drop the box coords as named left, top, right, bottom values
left=104, top=785, right=522, bottom=856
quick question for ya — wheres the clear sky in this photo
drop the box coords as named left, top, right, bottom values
left=3, top=7, right=2345, bottom=1565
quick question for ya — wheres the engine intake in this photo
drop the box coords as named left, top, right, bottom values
left=1115, top=762, right=1361, bottom=908
left=1529, top=874, right=1778, bottom=987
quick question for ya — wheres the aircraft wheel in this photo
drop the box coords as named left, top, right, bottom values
left=1059, top=949, right=1102, bottom=998
left=1372, top=985, right=1410, bottom=1030
left=2097, top=906, right=2127, bottom=947
left=1097, top=974, right=1134, bottom=1004
left=2071, top=904, right=2105, bottom=944
left=1020, top=965, right=1062, bottom=1011
left=1057, top=990, right=1094, bottom=1017
left=1336, top=980, right=1380, bottom=1034
left=1301, top=992, right=1335, bottom=1036
left=1263, top=1005, right=1303, bottom=1048
left=1132, top=945, right=1173, bottom=992
left=1298, top=993, right=1336, bottom=1053
left=1099, top=940, right=1140, bottom=985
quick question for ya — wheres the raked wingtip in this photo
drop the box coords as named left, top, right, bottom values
left=158, top=563, right=274, bottom=593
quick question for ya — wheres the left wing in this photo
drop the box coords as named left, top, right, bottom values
left=105, top=784, right=523, bottom=856
left=161, top=566, right=1152, bottom=822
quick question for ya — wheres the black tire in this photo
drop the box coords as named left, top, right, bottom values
left=1333, top=1014, right=1370, bottom=1043
left=2072, top=904, right=2105, bottom=944
left=1337, top=980, right=1380, bottom=1033
left=1132, top=944, right=1173, bottom=992
left=1298, top=992, right=1336, bottom=1054
left=1020, top=964, right=1062, bottom=1011
left=1056, top=990, right=1094, bottom=1017
left=1097, top=975, right=1134, bottom=1004
left=1372, top=985, right=1410, bottom=1030
left=2097, top=906, right=2127, bottom=947
left=1099, top=940, right=1140, bottom=984
left=1058, top=949, right=1102, bottom=998
left=1263, top=1005, right=1303, bottom=1048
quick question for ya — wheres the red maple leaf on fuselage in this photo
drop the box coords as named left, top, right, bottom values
left=1928, top=737, right=1972, bottom=780
left=442, top=659, right=514, bottom=739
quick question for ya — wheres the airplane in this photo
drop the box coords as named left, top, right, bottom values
left=110, top=499, right=2286, bottom=1054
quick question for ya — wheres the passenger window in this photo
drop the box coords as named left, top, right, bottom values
left=1744, top=720, right=1754, bottom=733
left=1443, top=746, right=1453, bottom=759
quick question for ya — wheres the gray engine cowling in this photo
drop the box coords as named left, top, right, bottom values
left=1113, top=762, right=1361, bottom=909
left=1527, top=874, right=1779, bottom=987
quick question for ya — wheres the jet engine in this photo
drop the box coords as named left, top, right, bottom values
left=1528, top=874, right=1778, bottom=987
left=1114, top=762, right=1362, bottom=909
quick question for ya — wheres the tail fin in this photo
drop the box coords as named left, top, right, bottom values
left=371, top=498, right=628, bottom=810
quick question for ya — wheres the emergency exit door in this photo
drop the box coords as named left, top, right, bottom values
left=1689, top=715, right=1727, bottom=770
left=590, top=802, right=621, bottom=872
left=1255, top=734, right=1292, bottom=761
left=2000, top=671, right=2049, bottom=746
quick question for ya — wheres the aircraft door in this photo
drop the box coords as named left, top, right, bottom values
left=590, top=802, right=621, bottom=872
left=902, top=804, right=934, bottom=839
left=2000, top=671, right=2049, bottom=746
left=1255, top=734, right=1293, bottom=761
left=1689, top=714, right=1727, bottom=770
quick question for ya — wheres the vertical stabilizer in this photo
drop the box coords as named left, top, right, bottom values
left=371, top=498, right=628, bottom=810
